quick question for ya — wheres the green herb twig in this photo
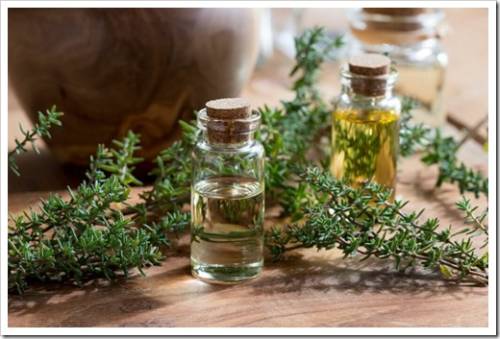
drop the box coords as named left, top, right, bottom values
left=399, top=100, right=488, bottom=198
left=456, top=196, right=488, bottom=241
left=8, top=132, right=168, bottom=293
left=265, top=167, right=488, bottom=285
left=258, top=27, right=342, bottom=218
left=8, top=27, right=489, bottom=293
left=8, top=105, right=63, bottom=176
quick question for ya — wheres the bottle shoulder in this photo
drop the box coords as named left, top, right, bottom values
left=336, top=94, right=401, bottom=116
left=348, top=36, right=447, bottom=68
left=193, top=140, right=264, bottom=158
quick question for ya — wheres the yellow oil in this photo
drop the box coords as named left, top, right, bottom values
left=330, top=109, right=399, bottom=198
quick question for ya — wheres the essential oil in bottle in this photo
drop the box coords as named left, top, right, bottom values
left=347, top=8, right=447, bottom=127
left=191, top=98, right=265, bottom=284
left=331, top=54, right=401, bottom=197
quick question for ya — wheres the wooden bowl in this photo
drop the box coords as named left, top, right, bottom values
left=8, top=8, right=260, bottom=165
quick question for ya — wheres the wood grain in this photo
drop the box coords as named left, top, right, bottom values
left=8, top=8, right=489, bottom=174
left=8, top=8, right=489, bottom=328
left=7, top=153, right=488, bottom=327
left=8, top=8, right=260, bottom=165
left=7, top=251, right=488, bottom=327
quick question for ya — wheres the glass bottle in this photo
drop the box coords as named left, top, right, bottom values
left=347, top=8, right=447, bottom=127
left=331, top=54, right=401, bottom=198
left=191, top=98, right=265, bottom=284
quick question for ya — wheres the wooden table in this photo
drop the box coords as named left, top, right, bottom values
left=8, top=8, right=489, bottom=327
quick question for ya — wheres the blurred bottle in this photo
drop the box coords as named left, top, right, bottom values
left=256, top=8, right=304, bottom=65
left=256, top=9, right=274, bottom=65
left=271, top=8, right=304, bottom=59
left=347, top=8, right=448, bottom=127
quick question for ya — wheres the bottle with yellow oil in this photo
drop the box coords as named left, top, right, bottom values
left=331, top=53, right=400, bottom=198
left=347, top=8, right=447, bottom=127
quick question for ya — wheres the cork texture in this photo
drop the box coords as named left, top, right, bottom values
left=206, top=98, right=251, bottom=120
left=362, top=8, right=428, bottom=16
left=348, top=54, right=391, bottom=97
left=349, top=54, right=390, bottom=76
left=360, top=8, right=434, bottom=32
left=204, top=98, right=254, bottom=144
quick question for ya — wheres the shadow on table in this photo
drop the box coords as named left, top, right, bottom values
left=253, top=252, right=486, bottom=298
left=8, top=274, right=171, bottom=327
left=397, top=157, right=488, bottom=224
left=8, top=243, right=226, bottom=327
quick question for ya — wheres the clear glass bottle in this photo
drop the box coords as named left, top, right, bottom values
left=347, top=8, right=447, bottom=127
left=191, top=98, right=265, bottom=284
left=331, top=54, right=401, bottom=198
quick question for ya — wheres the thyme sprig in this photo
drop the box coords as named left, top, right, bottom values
left=125, top=121, right=195, bottom=234
left=265, top=167, right=488, bottom=285
left=8, top=105, right=63, bottom=176
left=258, top=27, right=341, bottom=218
left=8, top=132, right=171, bottom=293
left=399, top=100, right=488, bottom=197
left=456, top=196, right=488, bottom=239
left=8, top=27, right=489, bottom=292
left=421, top=130, right=488, bottom=197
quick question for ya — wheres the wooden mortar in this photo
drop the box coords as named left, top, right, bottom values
left=8, top=8, right=260, bottom=165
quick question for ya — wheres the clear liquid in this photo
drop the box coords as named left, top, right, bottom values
left=331, top=109, right=399, bottom=199
left=191, top=176, right=264, bottom=284
left=395, top=62, right=446, bottom=127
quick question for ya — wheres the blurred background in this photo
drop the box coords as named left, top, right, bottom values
left=8, top=8, right=488, bottom=193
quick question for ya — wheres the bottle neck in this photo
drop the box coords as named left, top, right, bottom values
left=200, top=130, right=256, bottom=149
left=352, top=37, right=440, bottom=58
left=348, top=8, right=445, bottom=48
left=341, top=82, right=395, bottom=100
left=340, top=66, right=398, bottom=99
left=196, top=108, right=261, bottom=149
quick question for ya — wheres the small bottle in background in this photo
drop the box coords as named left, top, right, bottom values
left=331, top=54, right=401, bottom=198
left=191, top=98, right=265, bottom=284
left=347, top=8, right=447, bottom=127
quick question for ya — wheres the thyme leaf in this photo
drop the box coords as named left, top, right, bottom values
left=8, top=105, right=63, bottom=176
left=265, top=167, right=488, bottom=286
left=8, top=27, right=488, bottom=292
left=400, top=100, right=488, bottom=197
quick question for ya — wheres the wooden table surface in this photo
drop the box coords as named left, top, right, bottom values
left=8, top=8, right=489, bottom=328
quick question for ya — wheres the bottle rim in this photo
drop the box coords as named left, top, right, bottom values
left=340, top=65, right=398, bottom=85
left=197, top=108, right=261, bottom=134
left=348, top=8, right=445, bottom=29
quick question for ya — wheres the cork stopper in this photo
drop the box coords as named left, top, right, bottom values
left=348, top=54, right=391, bottom=97
left=359, top=8, right=434, bottom=33
left=363, top=8, right=428, bottom=16
left=203, top=98, right=256, bottom=144
left=206, top=98, right=251, bottom=120
left=349, top=54, right=390, bottom=76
